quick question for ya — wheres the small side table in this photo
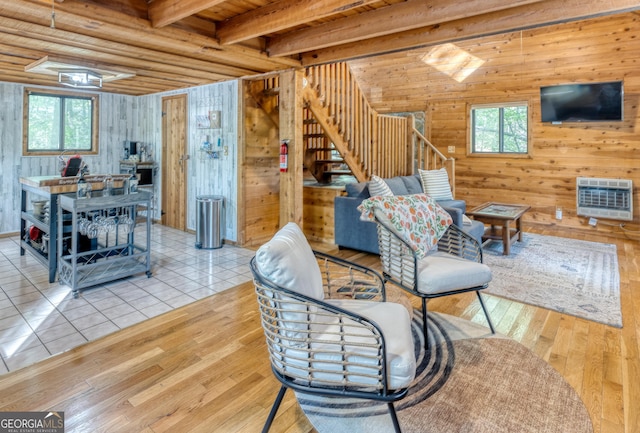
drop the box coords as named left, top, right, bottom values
left=467, top=202, right=531, bottom=255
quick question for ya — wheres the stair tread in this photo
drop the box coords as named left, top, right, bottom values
left=262, top=87, right=279, bottom=96
left=306, top=147, right=336, bottom=152
left=304, top=134, right=326, bottom=138
left=323, top=170, right=352, bottom=175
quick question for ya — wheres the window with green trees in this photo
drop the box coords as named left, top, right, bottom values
left=23, top=89, right=99, bottom=155
left=470, top=102, right=528, bottom=154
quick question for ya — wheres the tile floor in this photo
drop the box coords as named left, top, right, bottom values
left=0, top=224, right=255, bottom=375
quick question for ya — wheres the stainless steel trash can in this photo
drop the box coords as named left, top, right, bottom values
left=195, top=195, right=223, bottom=249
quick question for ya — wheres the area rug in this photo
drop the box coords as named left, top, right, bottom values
left=482, top=233, right=622, bottom=328
left=296, top=312, right=593, bottom=433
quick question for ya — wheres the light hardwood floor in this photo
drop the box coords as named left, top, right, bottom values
left=0, top=226, right=638, bottom=433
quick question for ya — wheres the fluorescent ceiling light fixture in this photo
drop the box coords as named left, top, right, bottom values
left=58, top=70, right=103, bottom=88
left=25, top=55, right=136, bottom=87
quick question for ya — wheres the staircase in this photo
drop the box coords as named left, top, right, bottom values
left=303, top=110, right=354, bottom=184
left=302, top=62, right=453, bottom=184
left=247, top=64, right=455, bottom=189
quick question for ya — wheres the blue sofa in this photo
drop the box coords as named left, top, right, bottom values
left=334, top=174, right=485, bottom=254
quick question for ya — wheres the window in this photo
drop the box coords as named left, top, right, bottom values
left=470, top=102, right=528, bottom=154
left=23, top=88, right=99, bottom=155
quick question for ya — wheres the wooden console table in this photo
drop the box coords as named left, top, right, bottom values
left=467, top=202, right=531, bottom=255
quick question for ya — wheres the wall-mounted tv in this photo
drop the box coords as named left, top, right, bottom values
left=540, top=81, right=623, bottom=123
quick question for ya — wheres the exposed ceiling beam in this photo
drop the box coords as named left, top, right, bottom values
left=216, top=0, right=381, bottom=45
left=148, top=0, right=227, bottom=28
left=0, top=32, right=226, bottom=87
left=268, top=0, right=544, bottom=57
left=1, top=1, right=299, bottom=72
left=2, top=0, right=636, bottom=96
left=301, top=0, right=640, bottom=65
left=0, top=17, right=242, bottom=82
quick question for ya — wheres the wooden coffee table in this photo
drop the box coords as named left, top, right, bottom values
left=467, top=202, right=531, bottom=255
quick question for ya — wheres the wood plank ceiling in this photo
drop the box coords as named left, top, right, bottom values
left=0, top=0, right=638, bottom=96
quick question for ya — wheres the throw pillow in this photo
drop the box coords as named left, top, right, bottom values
left=369, top=174, right=394, bottom=197
left=384, top=177, right=409, bottom=195
left=255, top=222, right=323, bottom=300
left=401, top=175, right=423, bottom=194
left=255, top=222, right=324, bottom=343
left=419, top=168, right=453, bottom=200
left=345, top=181, right=370, bottom=198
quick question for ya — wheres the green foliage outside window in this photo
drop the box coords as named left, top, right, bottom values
left=24, top=90, right=98, bottom=154
left=471, top=104, right=528, bottom=154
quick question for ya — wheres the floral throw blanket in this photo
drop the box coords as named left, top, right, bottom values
left=358, top=194, right=452, bottom=258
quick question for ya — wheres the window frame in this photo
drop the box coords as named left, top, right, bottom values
left=23, top=87, right=99, bottom=156
left=468, top=101, right=531, bottom=158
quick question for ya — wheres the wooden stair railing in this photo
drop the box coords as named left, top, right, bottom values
left=302, top=84, right=369, bottom=182
left=303, top=62, right=455, bottom=191
left=303, top=63, right=412, bottom=182
left=412, top=126, right=456, bottom=197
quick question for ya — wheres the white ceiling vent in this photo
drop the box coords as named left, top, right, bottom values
left=576, top=177, right=633, bottom=221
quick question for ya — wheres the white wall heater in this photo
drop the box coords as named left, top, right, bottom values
left=576, top=177, right=633, bottom=221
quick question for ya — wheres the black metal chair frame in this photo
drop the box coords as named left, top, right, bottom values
left=250, top=251, right=412, bottom=433
left=373, top=216, right=495, bottom=350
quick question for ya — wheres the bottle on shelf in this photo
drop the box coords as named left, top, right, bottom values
left=128, top=173, right=138, bottom=194
left=76, top=170, right=92, bottom=199
left=103, top=176, right=113, bottom=197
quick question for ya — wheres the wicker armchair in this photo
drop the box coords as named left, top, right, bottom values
left=373, top=207, right=495, bottom=350
left=251, top=223, right=416, bottom=433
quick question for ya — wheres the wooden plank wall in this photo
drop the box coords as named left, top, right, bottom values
left=348, top=12, right=640, bottom=238
left=135, top=80, right=239, bottom=240
left=278, top=70, right=305, bottom=228
left=239, top=78, right=281, bottom=247
left=0, top=79, right=240, bottom=241
left=303, top=185, right=343, bottom=244
left=0, top=82, right=137, bottom=235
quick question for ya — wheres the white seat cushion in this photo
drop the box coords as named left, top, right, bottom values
left=416, top=251, right=492, bottom=295
left=282, top=299, right=416, bottom=390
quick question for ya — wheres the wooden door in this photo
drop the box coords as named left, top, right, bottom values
left=161, top=94, right=188, bottom=230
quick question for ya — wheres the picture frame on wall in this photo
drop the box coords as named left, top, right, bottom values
left=209, top=110, right=221, bottom=129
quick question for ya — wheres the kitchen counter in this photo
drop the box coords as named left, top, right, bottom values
left=20, top=174, right=131, bottom=194
left=19, top=174, right=132, bottom=282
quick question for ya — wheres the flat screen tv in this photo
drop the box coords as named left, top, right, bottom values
left=540, top=81, right=623, bottom=123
